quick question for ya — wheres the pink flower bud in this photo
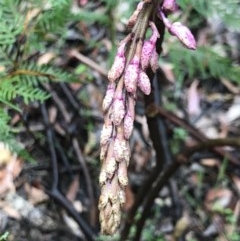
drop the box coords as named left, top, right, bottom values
left=123, top=112, right=134, bottom=139
left=128, top=1, right=144, bottom=28
left=112, top=98, right=125, bottom=126
left=108, top=41, right=126, bottom=82
left=137, top=70, right=151, bottom=95
left=168, top=22, right=196, bottom=49
left=124, top=55, right=140, bottom=93
left=102, top=83, right=115, bottom=112
left=150, top=48, right=159, bottom=72
left=162, top=0, right=178, bottom=13
left=141, top=22, right=160, bottom=70
left=100, top=123, right=113, bottom=146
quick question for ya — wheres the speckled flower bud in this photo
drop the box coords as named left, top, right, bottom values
left=108, top=175, right=119, bottom=203
left=105, top=156, right=117, bottom=179
left=118, top=190, right=126, bottom=206
left=112, top=203, right=121, bottom=224
left=99, top=169, right=107, bottom=186
left=123, top=112, right=134, bottom=139
left=150, top=48, right=159, bottom=72
left=100, top=143, right=108, bottom=161
left=124, top=142, right=131, bottom=166
left=128, top=1, right=144, bottom=28
left=124, top=55, right=140, bottom=93
left=98, top=185, right=109, bottom=208
left=168, top=22, right=196, bottom=49
left=118, top=160, right=128, bottom=187
left=138, top=69, right=151, bottom=95
left=112, top=97, right=125, bottom=126
left=162, top=0, right=178, bottom=13
left=114, top=137, right=127, bottom=162
left=102, top=83, right=115, bottom=112
left=100, top=122, right=113, bottom=146
left=141, top=22, right=160, bottom=70
left=108, top=41, right=127, bottom=82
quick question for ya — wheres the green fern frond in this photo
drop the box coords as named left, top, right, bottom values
left=0, top=109, right=11, bottom=135
left=0, top=76, right=49, bottom=106
left=168, top=46, right=240, bottom=83
left=177, top=0, right=240, bottom=30
left=35, top=0, right=71, bottom=34
left=18, top=63, right=78, bottom=82
left=0, top=0, right=23, bottom=45
left=73, top=10, right=110, bottom=25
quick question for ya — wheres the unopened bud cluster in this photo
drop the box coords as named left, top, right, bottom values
left=99, top=0, right=196, bottom=235
left=99, top=1, right=160, bottom=235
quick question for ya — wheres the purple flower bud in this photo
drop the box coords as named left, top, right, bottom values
left=102, top=83, right=115, bottom=112
left=162, top=0, right=178, bottom=13
left=123, top=112, right=134, bottom=139
left=168, top=22, right=196, bottom=50
left=124, top=55, right=140, bottom=93
left=141, top=22, right=160, bottom=70
left=108, top=41, right=126, bottom=82
left=137, top=70, right=151, bottom=95
left=112, top=98, right=125, bottom=125
left=150, top=48, right=159, bottom=73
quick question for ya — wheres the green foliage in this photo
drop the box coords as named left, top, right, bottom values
left=0, top=232, right=9, bottom=241
left=168, top=46, right=240, bottom=83
left=177, top=0, right=240, bottom=30
left=0, top=0, right=77, bottom=151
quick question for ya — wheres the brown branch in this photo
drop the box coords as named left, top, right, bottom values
left=8, top=69, right=56, bottom=80
left=146, top=103, right=240, bottom=165
left=133, top=137, right=240, bottom=240
left=68, top=49, right=107, bottom=77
